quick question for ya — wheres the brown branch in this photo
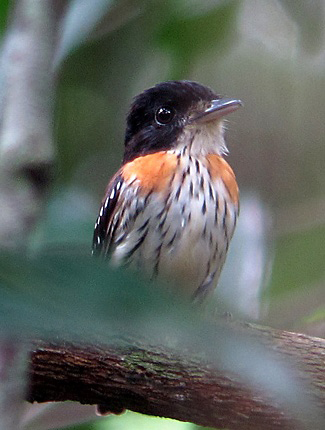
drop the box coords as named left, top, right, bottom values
left=27, top=322, right=325, bottom=430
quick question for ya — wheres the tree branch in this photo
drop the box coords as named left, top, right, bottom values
left=27, top=322, right=325, bottom=430
left=0, top=2, right=64, bottom=428
left=0, top=0, right=60, bottom=249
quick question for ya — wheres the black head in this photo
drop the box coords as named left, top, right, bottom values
left=123, top=80, right=219, bottom=163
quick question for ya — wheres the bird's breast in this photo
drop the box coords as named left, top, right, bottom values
left=112, top=151, right=239, bottom=297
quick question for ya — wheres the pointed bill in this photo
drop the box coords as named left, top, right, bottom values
left=192, top=98, right=242, bottom=124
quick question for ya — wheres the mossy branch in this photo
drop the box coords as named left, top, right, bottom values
left=27, top=322, right=325, bottom=430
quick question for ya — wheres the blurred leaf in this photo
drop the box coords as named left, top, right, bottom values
left=89, top=0, right=143, bottom=42
left=32, top=187, right=96, bottom=253
left=66, top=412, right=194, bottom=430
left=304, top=307, right=325, bottom=324
left=56, top=86, right=114, bottom=183
left=280, top=0, right=325, bottom=54
left=156, top=0, right=239, bottom=78
left=0, top=251, right=183, bottom=340
left=95, top=411, right=192, bottom=430
left=269, top=225, right=325, bottom=297
left=0, top=0, right=10, bottom=35
left=66, top=421, right=98, bottom=430
left=55, top=0, right=114, bottom=67
left=0, top=250, right=322, bottom=426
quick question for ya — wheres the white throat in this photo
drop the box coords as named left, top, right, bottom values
left=174, top=120, right=228, bottom=157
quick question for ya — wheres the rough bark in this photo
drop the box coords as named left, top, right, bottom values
left=27, top=322, right=325, bottom=430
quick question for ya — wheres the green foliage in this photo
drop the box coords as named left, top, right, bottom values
left=95, top=411, right=193, bottom=430
left=0, top=0, right=9, bottom=35
left=156, top=0, right=239, bottom=79
left=269, top=225, right=325, bottom=296
left=66, top=412, right=195, bottom=430
left=304, top=307, right=325, bottom=324
left=0, top=250, right=185, bottom=340
left=67, top=422, right=98, bottom=430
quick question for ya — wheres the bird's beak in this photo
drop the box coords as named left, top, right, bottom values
left=191, top=98, right=242, bottom=124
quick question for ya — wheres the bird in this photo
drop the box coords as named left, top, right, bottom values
left=92, top=80, right=241, bottom=302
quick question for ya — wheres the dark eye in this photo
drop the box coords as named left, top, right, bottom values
left=155, top=106, right=175, bottom=125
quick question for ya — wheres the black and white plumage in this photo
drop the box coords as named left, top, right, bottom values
left=93, top=81, right=241, bottom=300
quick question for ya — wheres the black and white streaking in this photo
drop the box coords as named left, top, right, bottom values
left=93, top=80, right=241, bottom=300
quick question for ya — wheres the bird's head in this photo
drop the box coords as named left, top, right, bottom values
left=123, top=80, right=241, bottom=163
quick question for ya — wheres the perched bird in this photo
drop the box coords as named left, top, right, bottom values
left=93, top=81, right=241, bottom=301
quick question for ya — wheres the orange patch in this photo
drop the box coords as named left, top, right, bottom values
left=206, top=154, right=239, bottom=204
left=122, top=152, right=178, bottom=194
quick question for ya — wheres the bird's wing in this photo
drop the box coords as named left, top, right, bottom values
left=92, top=152, right=179, bottom=259
left=92, top=172, right=124, bottom=257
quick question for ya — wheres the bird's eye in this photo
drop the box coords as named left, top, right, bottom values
left=155, top=106, right=175, bottom=125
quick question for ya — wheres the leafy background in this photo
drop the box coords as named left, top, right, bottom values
left=0, top=0, right=324, bottom=429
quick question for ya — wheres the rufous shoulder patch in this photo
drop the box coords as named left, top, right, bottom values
left=206, top=154, right=239, bottom=204
left=122, top=151, right=178, bottom=194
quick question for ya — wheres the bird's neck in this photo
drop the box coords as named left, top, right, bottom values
left=173, top=121, right=228, bottom=157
